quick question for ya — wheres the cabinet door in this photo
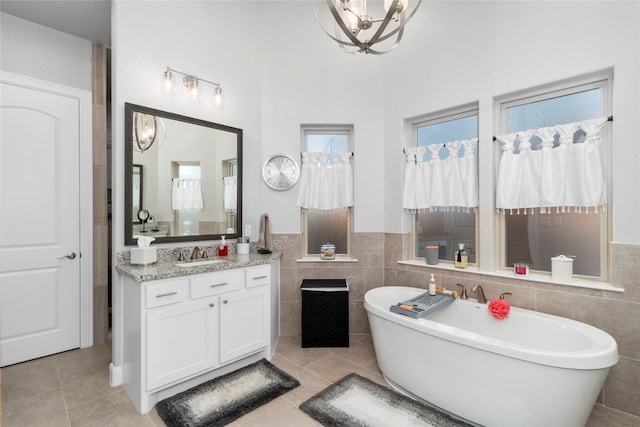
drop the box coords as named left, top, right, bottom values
left=219, top=287, right=269, bottom=363
left=146, top=298, right=218, bottom=391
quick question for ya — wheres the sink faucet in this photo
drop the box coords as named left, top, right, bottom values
left=191, top=246, right=201, bottom=261
left=471, top=284, right=487, bottom=304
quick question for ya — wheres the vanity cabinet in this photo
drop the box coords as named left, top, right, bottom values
left=121, top=262, right=276, bottom=413
left=220, top=265, right=270, bottom=363
left=146, top=293, right=219, bottom=391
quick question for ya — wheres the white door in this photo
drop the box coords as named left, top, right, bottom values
left=0, top=78, right=82, bottom=366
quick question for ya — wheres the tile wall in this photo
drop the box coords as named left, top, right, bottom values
left=92, top=44, right=109, bottom=346
left=274, top=232, right=640, bottom=419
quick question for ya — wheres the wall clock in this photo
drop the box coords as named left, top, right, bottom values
left=262, top=154, right=300, bottom=191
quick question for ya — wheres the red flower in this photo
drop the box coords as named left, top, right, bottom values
left=488, top=299, right=510, bottom=320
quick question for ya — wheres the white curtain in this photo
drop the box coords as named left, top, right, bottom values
left=223, top=176, right=237, bottom=212
left=402, top=138, right=478, bottom=213
left=171, top=178, right=204, bottom=210
left=296, top=152, right=353, bottom=211
left=496, top=118, right=608, bottom=213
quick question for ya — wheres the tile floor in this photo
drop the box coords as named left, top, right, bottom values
left=1, top=335, right=638, bottom=426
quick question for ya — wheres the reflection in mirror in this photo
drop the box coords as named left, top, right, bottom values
left=125, top=103, right=242, bottom=246
left=132, top=164, right=142, bottom=223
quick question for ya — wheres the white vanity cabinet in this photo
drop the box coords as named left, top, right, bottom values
left=146, top=291, right=218, bottom=391
left=121, top=262, right=277, bottom=413
left=219, top=265, right=270, bottom=363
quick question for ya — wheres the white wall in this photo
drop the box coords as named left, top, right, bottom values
left=112, top=1, right=264, bottom=250
left=112, top=1, right=639, bottom=250
left=0, top=12, right=92, bottom=90
left=259, top=2, right=386, bottom=233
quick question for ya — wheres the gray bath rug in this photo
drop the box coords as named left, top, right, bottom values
left=156, top=358, right=300, bottom=427
left=299, top=373, right=472, bottom=427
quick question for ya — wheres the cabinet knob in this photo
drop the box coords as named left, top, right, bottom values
left=209, top=303, right=215, bottom=307
left=223, top=299, right=228, bottom=304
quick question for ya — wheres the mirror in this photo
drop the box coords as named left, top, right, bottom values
left=124, top=103, right=242, bottom=246
left=132, top=164, right=142, bottom=223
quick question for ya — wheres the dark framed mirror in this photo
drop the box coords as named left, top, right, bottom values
left=124, top=103, right=242, bottom=246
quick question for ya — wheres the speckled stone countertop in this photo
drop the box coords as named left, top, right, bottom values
left=116, top=251, right=281, bottom=282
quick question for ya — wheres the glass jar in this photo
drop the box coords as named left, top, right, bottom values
left=454, top=243, right=468, bottom=268
left=320, top=243, right=336, bottom=260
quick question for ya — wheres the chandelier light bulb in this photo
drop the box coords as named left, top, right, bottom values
left=384, top=0, right=408, bottom=14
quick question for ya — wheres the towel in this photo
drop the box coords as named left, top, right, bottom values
left=257, top=213, right=272, bottom=252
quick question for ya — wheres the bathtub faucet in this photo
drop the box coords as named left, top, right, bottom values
left=456, top=284, right=468, bottom=300
left=471, top=284, right=487, bottom=304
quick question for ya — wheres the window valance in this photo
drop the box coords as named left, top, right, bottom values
left=171, top=178, right=203, bottom=211
left=402, top=138, right=478, bottom=213
left=296, top=152, right=353, bottom=211
left=495, top=117, right=608, bottom=214
left=223, top=176, right=237, bottom=212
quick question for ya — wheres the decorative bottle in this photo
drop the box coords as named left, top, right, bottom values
left=455, top=243, right=468, bottom=269
left=428, top=274, right=437, bottom=296
left=217, top=235, right=228, bottom=257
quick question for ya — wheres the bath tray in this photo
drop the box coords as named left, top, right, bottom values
left=390, top=292, right=455, bottom=319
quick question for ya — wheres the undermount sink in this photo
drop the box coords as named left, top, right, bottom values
left=175, top=259, right=228, bottom=267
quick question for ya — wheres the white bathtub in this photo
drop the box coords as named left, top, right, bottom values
left=364, top=286, right=618, bottom=427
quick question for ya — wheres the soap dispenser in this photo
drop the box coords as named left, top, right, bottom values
left=428, top=274, right=437, bottom=296
left=455, top=243, right=468, bottom=269
left=217, top=236, right=228, bottom=257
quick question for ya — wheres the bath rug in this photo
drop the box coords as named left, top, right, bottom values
left=299, top=373, right=472, bottom=427
left=156, top=358, right=300, bottom=427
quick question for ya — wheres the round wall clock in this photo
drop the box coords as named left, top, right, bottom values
left=137, top=208, right=150, bottom=223
left=262, top=154, right=300, bottom=191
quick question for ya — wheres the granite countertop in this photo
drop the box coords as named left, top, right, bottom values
left=116, top=251, right=282, bottom=283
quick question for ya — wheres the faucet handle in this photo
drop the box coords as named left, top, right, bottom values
left=456, top=283, right=468, bottom=300
left=500, top=292, right=512, bottom=300
left=177, top=250, right=185, bottom=262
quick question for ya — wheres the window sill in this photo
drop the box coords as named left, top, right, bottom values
left=397, top=259, right=624, bottom=293
left=297, top=257, right=359, bottom=263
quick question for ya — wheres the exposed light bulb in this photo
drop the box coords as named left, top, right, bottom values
left=163, top=69, right=174, bottom=93
left=384, top=0, right=408, bottom=14
left=183, top=75, right=200, bottom=101
left=190, top=85, right=199, bottom=100
left=339, top=0, right=363, bottom=34
left=214, top=86, right=223, bottom=107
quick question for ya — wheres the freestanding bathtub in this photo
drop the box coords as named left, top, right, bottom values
left=364, top=286, right=618, bottom=427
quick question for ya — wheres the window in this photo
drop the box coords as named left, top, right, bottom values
left=412, top=107, right=478, bottom=264
left=300, top=126, right=353, bottom=258
left=223, top=159, right=238, bottom=231
left=497, top=77, right=611, bottom=279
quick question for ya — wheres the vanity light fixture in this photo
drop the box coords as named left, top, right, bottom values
left=314, top=0, right=422, bottom=54
left=163, top=67, right=223, bottom=106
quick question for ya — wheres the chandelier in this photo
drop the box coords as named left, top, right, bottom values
left=315, top=0, right=422, bottom=54
left=133, top=112, right=166, bottom=152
